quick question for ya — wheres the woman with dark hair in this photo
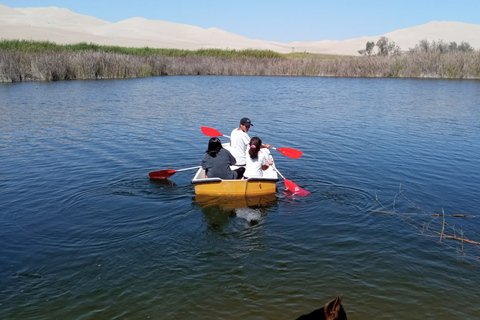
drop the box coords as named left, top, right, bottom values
left=244, top=136, right=273, bottom=179
left=201, top=137, right=245, bottom=179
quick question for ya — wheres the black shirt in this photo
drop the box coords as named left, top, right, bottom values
left=201, top=148, right=237, bottom=179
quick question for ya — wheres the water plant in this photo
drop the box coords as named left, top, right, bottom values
left=372, top=185, right=480, bottom=259
left=440, top=208, right=445, bottom=242
left=1, top=39, right=480, bottom=82
left=0, top=40, right=283, bottom=58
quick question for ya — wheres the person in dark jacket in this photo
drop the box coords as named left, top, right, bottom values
left=202, top=137, right=245, bottom=179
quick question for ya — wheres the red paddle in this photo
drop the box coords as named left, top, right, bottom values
left=200, top=126, right=303, bottom=159
left=272, top=165, right=311, bottom=196
left=201, top=126, right=230, bottom=138
left=271, top=147, right=303, bottom=159
left=149, top=166, right=200, bottom=179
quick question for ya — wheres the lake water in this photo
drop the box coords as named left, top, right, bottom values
left=1, top=76, right=480, bottom=319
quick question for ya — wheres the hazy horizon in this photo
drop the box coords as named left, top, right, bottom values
left=2, top=3, right=480, bottom=55
left=1, top=0, right=480, bottom=43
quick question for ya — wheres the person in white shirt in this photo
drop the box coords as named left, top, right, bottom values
left=230, top=117, right=271, bottom=165
left=244, top=137, right=273, bottom=179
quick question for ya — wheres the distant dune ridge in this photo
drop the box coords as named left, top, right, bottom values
left=1, top=4, right=479, bottom=55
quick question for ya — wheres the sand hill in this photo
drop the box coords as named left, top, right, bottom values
left=1, top=4, right=479, bottom=55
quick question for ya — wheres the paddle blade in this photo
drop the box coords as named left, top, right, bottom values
left=201, top=126, right=223, bottom=137
left=276, top=147, right=303, bottom=159
left=283, top=178, right=311, bottom=196
left=149, top=169, right=177, bottom=179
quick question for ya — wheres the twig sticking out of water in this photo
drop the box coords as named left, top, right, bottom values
left=432, top=232, right=480, bottom=245
left=431, top=213, right=477, bottom=218
left=373, top=187, right=480, bottom=258
left=369, top=210, right=477, bottom=218
left=440, top=208, right=446, bottom=243
left=392, top=183, right=404, bottom=213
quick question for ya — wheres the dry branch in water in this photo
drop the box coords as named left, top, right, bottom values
left=370, top=209, right=477, bottom=218
left=434, top=232, right=480, bottom=245
left=373, top=186, right=480, bottom=258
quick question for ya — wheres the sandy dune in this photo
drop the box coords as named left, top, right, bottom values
left=1, top=4, right=479, bottom=55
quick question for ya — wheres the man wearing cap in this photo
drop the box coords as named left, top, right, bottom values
left=230, top=118, right=270, bottom=165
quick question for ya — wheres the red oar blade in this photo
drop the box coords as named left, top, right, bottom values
left=283, top=178, right=311, bottom=196
left=149, top=166, right=201, bottom=179
left=201, top=126, right=223, bottom=137
left=276, top=147, right=303, bottom=159
left=149, top=169, right=177, bottom=179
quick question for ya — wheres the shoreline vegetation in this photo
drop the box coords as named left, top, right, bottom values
left=1, top=40, right=480, bottom=82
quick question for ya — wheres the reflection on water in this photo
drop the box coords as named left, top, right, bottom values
left=194, top=194, right=278, bottom=229
left=149, top=177, right=177, bottom=187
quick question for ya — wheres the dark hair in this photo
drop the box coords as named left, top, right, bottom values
left=206, top=137, right=223, bottom=157
left=248, top=137, right=262, bottom=159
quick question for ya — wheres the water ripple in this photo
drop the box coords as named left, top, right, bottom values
left=2, top=77, right=480, bottom=319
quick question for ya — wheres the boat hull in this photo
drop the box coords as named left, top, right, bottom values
left=194, top=193, right=278, bottom=209
left=192, top=173, right=278, bottom=196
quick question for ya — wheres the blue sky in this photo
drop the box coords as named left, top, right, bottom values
left=2, top=0, right=479, bottom=42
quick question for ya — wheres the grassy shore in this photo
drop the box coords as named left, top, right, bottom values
left=1, top=40, right=479, bottom=82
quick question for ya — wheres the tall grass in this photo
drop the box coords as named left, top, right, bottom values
left=0, top=40, right=283, bottom=58
left=1, top=40, right=480, bottom=82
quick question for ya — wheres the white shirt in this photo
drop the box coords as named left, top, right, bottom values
left=244, top=149, right=268, bottom=178
left=230, top=128, right=250, bottom=165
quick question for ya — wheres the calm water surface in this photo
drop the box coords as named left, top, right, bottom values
left=1, top=76, right=480, bottom=319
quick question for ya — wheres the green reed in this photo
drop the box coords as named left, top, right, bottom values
left=0, top=40, right=283, bottom=58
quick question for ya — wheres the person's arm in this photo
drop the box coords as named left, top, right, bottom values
left=201, top=154, right=208, bottom=169
left=262, top=161, right=273, bottom=170
left=201, top=155, right=209, bottom=178
left=261, top=143, right=272, bottom=149
left=261, top=151, right=273, bottom=170
left=230, top=128, right=240, bottom=147
left=242, top=133, right=251, bottom=149
left=227, top=149, right=237, bottom=165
